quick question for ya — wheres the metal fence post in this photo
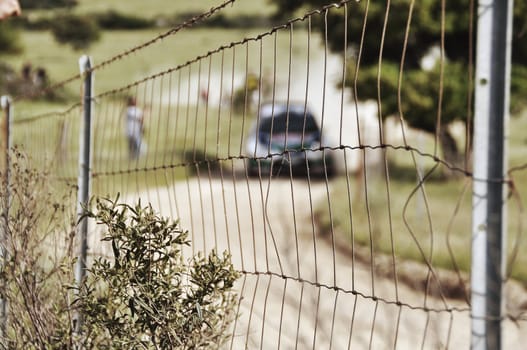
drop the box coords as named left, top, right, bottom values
left=75, top=56, right=93, bottom=333
left=471, top=0, right=513, bottom=349
left=0, top=95, right=13, bottom=338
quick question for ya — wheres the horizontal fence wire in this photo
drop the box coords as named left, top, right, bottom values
left=5, top=0, right=527, bottom=348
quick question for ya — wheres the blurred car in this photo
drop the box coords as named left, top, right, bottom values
left=245, top=103, right=335, bottom=178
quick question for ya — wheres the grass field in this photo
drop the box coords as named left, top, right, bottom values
left=319, top=110, right=527, bottom=285
left=73, top=0, right=277, bottom=18
left=5, top=24, right=311, bottom=116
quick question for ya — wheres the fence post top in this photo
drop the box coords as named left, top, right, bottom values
left=0, top=95, right=11, bottom=109
left=78, top=55, right=92, bottom=73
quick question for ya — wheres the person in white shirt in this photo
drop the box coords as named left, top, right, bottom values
left=125, top=97, right=145, bottom=159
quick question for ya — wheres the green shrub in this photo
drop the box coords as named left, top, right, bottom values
left=0, top=151, right=239, bottom=349
left=19, top=0, right=77, bottom=9
left=50, top=13, right=101, bottom=51
left=167, top=12, right=274, bottom=29
left=0, top=22, right=22, bottom=54
left=76, top=196, right=240, bottom=349
left=93, top=10, right=155, bottom=30
left=11, top=15, right=53, bottom=30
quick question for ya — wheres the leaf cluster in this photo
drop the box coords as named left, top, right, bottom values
left=76, top=197, right=240, bottom=349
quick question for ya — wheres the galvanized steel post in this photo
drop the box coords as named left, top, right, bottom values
left=75, top=56, right=93, bottom=333
left=0, top=95, right=12, bottom=338
left=471, top=0, right=513, bottom=349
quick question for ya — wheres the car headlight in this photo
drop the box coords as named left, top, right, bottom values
left=306, top=151, right=321, bottom=160
left=309, top=141, right=321, bottom=151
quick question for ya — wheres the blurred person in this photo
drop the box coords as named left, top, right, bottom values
left=124, top=96, right=146, bottom=159
left=0, top=0, right=20, bottom=20
left=21, top=62, right=32, bottom=81
left=33, top=67, right=49, bottom=87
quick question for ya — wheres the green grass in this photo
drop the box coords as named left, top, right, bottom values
left=321, top=111, right=527, bottom=285
left=73, top=0, right=277, bottom=18
left=4, top=26, right=309, bottom=109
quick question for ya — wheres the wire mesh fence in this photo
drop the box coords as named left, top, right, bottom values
left=2, top=0, right=526, bottom=348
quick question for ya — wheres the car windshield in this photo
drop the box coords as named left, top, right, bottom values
left=258, top=111, right=319, bottom=135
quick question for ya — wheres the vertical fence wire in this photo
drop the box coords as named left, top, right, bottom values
left=471, top=0, right=513, bottom=348
left=74, top=56, right=93, bottom=334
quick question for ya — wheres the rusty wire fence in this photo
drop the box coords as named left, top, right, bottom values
left=2, top=0, right=526, bottom=348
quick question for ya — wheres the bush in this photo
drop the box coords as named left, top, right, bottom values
left=93, top=10, right=155, bottom=30
left=0, top=62, right=69, bottom=101
left=50, top=14, right=101, bottom=51
left=11, top=15, right=53, bottom=30
left=0, top=149, right=77, bottom=349
left=0, top=151, right=239, bottom=349
left=167, top=12, right=275, bottom=29
left=76, top=196, right=240, bottom=349
left=0, top=22, right=22, bottom=54
left=19, top=0, right=77, bottom=9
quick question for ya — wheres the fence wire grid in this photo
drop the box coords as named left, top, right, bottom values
left=2, top=0, right=527, bottom=348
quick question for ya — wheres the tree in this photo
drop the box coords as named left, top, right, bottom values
left=50, top=13, right=101, bottom=51
left=0, top=22, right=21, bottom=54
left=19, top=0, right=77, bottom=9
left=270, top=0, right=527, bottom=168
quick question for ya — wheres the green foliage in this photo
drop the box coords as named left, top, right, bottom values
left=77, top=197, right=240, bottom=349
left=267, top=0, right=305, bottom=19
left=168, top=12, right=275, bottom=29
left=353, top=61, right=469, bottom=131
left=93, top=10, right=155, bottom=30
left=0, top=151, right=239, bottom=348
left=0, top=62, right=69, bottom=101
left=50, top=14, right=101, bottom=51
left=0, top=149, right=77, bottom=349
left=511, top=65, right=527, bottom=114
left=272, top=0, right=527, bottom=118
left=232, top=73, right=261, bottom=114
left=0, top=22, right=22, bottom=54
left=19, top=0, right=77, bottom=9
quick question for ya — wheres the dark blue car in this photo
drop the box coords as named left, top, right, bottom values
left=245, top=103, right=335, bottom=178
